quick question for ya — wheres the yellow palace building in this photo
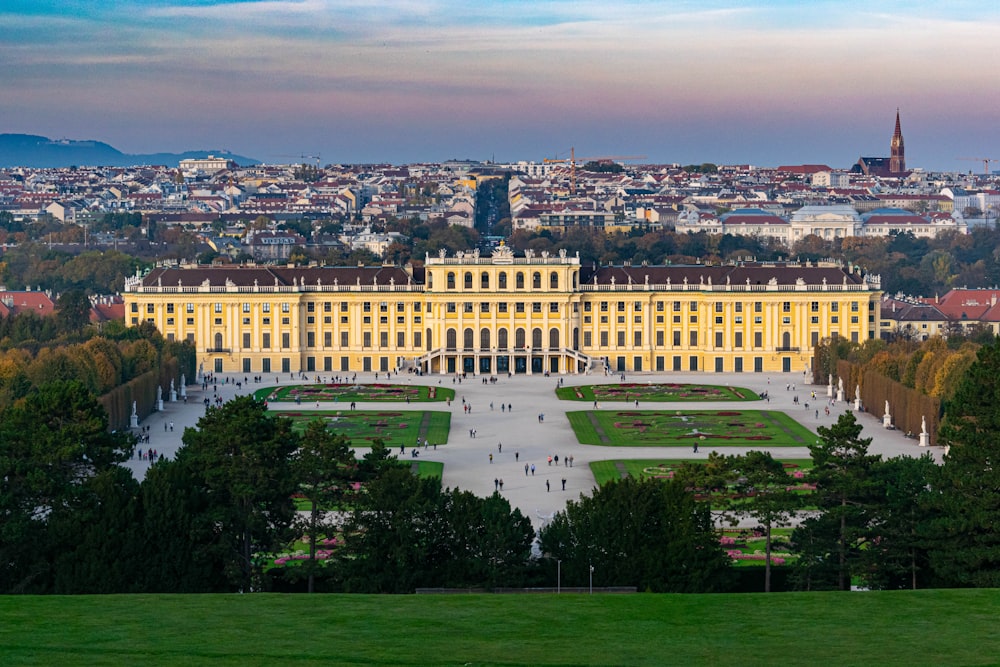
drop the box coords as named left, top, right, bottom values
left=123, top=244, right=881, bottom=376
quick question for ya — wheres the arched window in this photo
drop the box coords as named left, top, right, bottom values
left=447, top=272, right=455, bottom=289
left=572, top=327, right=579, bottom=350
left=446, top=328, right=457, bottom=350
left=498, top=272, right=507, bottom=289
left=427, top=272, right=433, bottom=289
left=549, top=327, right=560, bottom=349
left=515, top=328, right=526, bottom=349
left=481, top=271, right=490, bottom=289
left=550, top=271, right=559, bottom=289
left=498, top=328, right=508, bottom=351
left=532, top=272, right=542, bottom=289
left=214, top=332, right=224, bottom=350
left=464, top=327, right=474, bottom=350
left=464, top=272, right=473, bottom=289
left=480, top=327, right=491, bottom=350
left=782, top=331, right=791, bottom=349
left=516, top=272, right=525, bottom=289
left=572, top=271, right=578, bottom=289
left=426, top=328, right=432, bottom=351
left=532, top=328, right=543, bottom=349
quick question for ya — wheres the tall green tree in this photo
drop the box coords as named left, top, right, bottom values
left=793, top=412, right=881, bottom=591
left=862, top=454, right=937, bottom=590
left=177, top=395, right=298, bottom=592
left=931, top=338, right=1000, bottom=587
left=730, top=451, right=801, bottom=592
left=538, top=477, right=731, bottom=593
left=0, top=380, right=134, bottom=592
left=291, top=419, right=357, bottom=593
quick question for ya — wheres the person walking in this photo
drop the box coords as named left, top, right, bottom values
left=499, top=479, right=504, bottom=491
left=546, top=479, right=550, bottom=492
left=494, top=478, right=499, bottom=491
left=524, top=463, right=529, bottom=476
left=498, top=442, right=502, bottom=453
left=515, top=451, right=519, bottom=462
left=489, top=453, right=493, bottom=464
left=562, top=478, right=566, bottom=491
left=531, top=464, right=535, bottom=476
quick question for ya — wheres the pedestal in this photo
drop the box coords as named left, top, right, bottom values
left=883, top=413, right=892, bottom=429
left=854, top=398, right=860, bottom=411
left=919, top=432, right=929, bottom=447
left=827, top=385, right=834, bottom=398
left=170, top=390, right=177, bottom=402
left=157, top=399, right=164, bottom=411
left=180, top=385, right=187, bottom=399
left=837, top=389, right=844, bottom=402
left=130, top=414, right=139, bottom=428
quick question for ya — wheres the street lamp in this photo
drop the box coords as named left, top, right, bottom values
left=589, top=562, right=594, bottom=595
left=557, top=559, right=561, bottom=594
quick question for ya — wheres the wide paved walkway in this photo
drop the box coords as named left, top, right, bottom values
left=123, top=370, right=941, bottom=529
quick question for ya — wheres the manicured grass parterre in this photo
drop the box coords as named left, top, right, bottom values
left=274, top=409, right=451, bottom=448
left=557, top=382, right=759, bottom=402
left=1, top=590, right=998, bottom=666
left=589, top=458, right=814, bottom=486
left=567, top=409, right=815, bottom=447
left=254, top=383, right=455, bottom=403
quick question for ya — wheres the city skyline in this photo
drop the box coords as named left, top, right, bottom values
left=3, top=1, right=999, bottom=171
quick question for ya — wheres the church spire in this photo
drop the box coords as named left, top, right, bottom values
left=890, top=108, right=905, bottom=174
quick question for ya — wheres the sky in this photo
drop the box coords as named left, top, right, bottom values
left=3, top=0, right=999, bottom=171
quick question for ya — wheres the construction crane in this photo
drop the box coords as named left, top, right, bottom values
left=957, top=157, right=999, bottom=175
left=274, top=153, right=322, bottom=167
left=543, top=147, right=647, bottom=194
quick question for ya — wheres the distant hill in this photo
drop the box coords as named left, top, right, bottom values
left=0, top=134, right=259, bottom=168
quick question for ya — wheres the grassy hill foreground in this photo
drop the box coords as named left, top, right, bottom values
left=1, top=589, right=997, bottom=666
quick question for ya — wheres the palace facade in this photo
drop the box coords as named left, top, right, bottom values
left=123, top=245, right=881, bottom=376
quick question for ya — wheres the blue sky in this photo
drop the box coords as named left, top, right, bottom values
left=2, top=1, right=999, bottom=170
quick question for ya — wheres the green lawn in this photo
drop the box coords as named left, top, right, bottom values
left=590, top=458, right=814, bottom=486
left=273, top=409, right=451, bottom=449
left=567, top=409, right=815, bottom=447
left=254, top=383, right=455, bottom=403
left=1, top=591, right=997, bottom=666
left=557, top=382, right=759, bottom=402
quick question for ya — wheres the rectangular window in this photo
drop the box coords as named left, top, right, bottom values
left=341, top=316, right=348, bottom=324
left=186, top=303, right=194, bottom=313
left=498, top=303, right=508, bottom=313
left=187, top=318, right=194, bottom=325
left=166, top=318, right=174, bottom=325
left=735, top=332, right=743, bottom=348
left=600, top=331, right=609, bottom=347
left=811, top=301, right=820, bottom=312
left=673, top=301, right=681, bottom=312
left=167, top=303, right=175, bottom=314
left=811, top=316, right=819, bottom=324
left=618, top=316, right=625, bottom=324
left=715, top=316, right=723, bottom=324
left=243, top=317, right=250, bottom=325
left=516, top=303, right=525, bottom=313
left=634, top=331, right=642, bottom=347
left=673, top=331, right=681, bottom=346
left=324, top=302, right=332, bottom=312
left=735, top=316, right=743, bottom=324
left=307, top=316, right=315, bottom=324
left=363, top=332, right=371, bottom=347
left=754, top=332, right=762, bottom=347
left=447, top=303, right=456, bottom=313
left=832, top=303, right=839, bottom=312
left=262, top=333, right=271, bottom=349
left=832, top=316, right=839, bottom=324
left=584, top=302, right=592, bottom=312
left=380, top=332, right=388, bottom=347
left=782, top=302, right=791, bottom=313
left=263, top=303, right=271, bottom=313
left=851, top=301, right=859, bottom=312
left=306, top=332, right=315, bottom=347
left=782, top=317, right=791, bottom=324
left=690, top=331, right=698, bottom=346
left=481, top=302, right=490, bottom=313
left=242, top=332, right=251, bottom=348
left=550, top=303, right=559, bottom=313
left=341, top=302, right=348, bottom=312
left=147, top=304, right=155, bottom=314
left=617, top=301, right=626, bottom=312
left=307, top=302, right=315, bottom=313
left=617, top=331, right=626, bottom=347
left=282, top=333, right=290, bottom=348
left=325, top=332, right=332, bottom=347
left=583, top=331, right=592, bottom=346
left=532, top=303, right=542, bottom=313
left=715, top=332, right=723, bottom=348
left=754, top=302, right=762, bottom=313
left=214, top=303, right=222, bottom=313
left=282, top=303, right=290, bottom=313
left=464, top=303, right=473, bottom=313
left=341, top=357, right=349, bottom=371
left=363, top=302, right=371, bottom=312
left=414, top=331, right=422, bottom=348
left=341, top=332, right=349, bottom=347
left=690, top=301, right=698, bottom=312
left=380, top=317, right=388, bottom=324
left=735, top=303, right=742, bottom=313
left=715, top=302, right=723, bottom=313
left=656, top=331, right=664, bottom=346
left=600, top=302, right=608, bottom=312
left=754, top=316, right=762, bottom=324
left=656, top=301, right=664, bottom=312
